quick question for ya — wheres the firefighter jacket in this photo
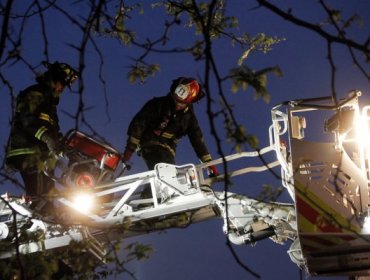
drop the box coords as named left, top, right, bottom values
left=125, top=95, right=212, bottom=163
left=6, top=83, right=61, bottom=170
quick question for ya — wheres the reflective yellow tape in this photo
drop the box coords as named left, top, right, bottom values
left=129, top=136, right=140, bottom=146
left=6, top=148, right=37, bottom=157
left=161, top=132, right=174, bottom=139
left=39, top=113, right=54, bottom=124
left=35, top=126, right=48, bottom=140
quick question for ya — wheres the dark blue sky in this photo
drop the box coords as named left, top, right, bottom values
left=1, top=1, right=369, bottom=279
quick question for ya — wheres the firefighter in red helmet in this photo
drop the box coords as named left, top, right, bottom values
left=6, top=61, right=78, bottom=211
left=122, top=77, right=218, bottom=177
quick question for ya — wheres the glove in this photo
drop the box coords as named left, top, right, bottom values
left=122, top=148, right=134, bottom=170
left=41, top=133, right=61, bottom=155
left=207, top=165, right=218, bottom=177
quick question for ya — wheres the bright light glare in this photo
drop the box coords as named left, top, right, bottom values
left=73, top=192, right=94, bottom=213
left=356, top=106, right=370, bottom=177
left=356, top=110, right=370, bottom=147
left=362, top=216, right=370, bottom=234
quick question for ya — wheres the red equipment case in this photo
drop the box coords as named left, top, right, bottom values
left=65, top=130, right=121, bottom=171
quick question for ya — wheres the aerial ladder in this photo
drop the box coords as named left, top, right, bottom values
left=1, top=90, right=370, bottom=278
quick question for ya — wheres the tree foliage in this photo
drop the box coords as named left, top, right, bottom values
left=0, top=0, right=369, bottom=279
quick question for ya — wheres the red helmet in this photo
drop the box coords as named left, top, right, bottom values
left=171, top=77, right=204, bottom=104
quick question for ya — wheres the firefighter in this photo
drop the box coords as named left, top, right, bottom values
left=6, top=61, right=78, bottom=210
left=122, top=77, right=218, bottom=177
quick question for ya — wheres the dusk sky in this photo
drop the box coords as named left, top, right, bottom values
left=1, top=1, right=370, bottom=279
